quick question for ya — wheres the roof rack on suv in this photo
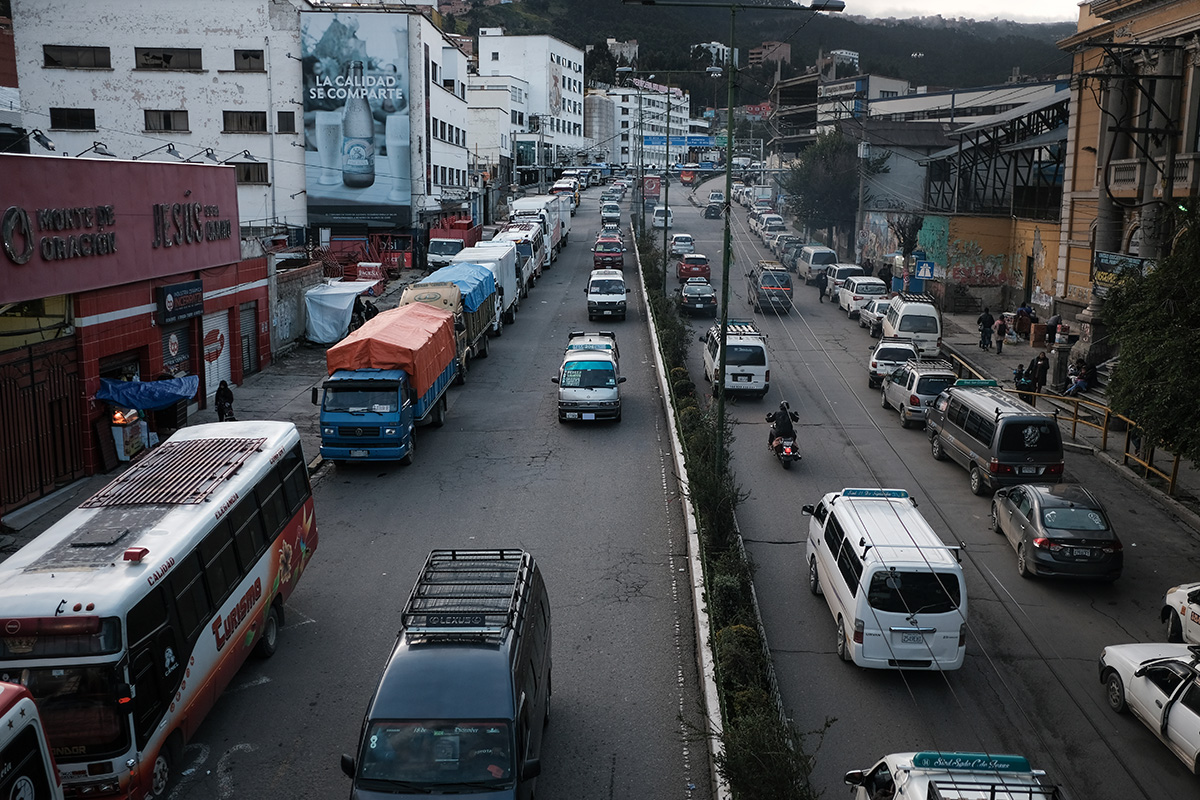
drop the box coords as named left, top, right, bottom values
left=401, top=549, right=534, bottom=640
left=896, top=292, right=937, bottom=304
left=722, top=320, right=766, bottom=338
left=568, top=330, right=616, bottom=340
left=879, top=336, right=916, bottom=345
left=907, top=358, right=956, bottom=372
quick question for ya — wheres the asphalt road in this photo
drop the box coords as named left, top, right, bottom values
left=675, top=180, right=1200, bottom=798
left=167, top=190, right=713, bottom=800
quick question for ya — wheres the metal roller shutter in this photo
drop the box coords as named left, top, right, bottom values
left=239, top=302, right=259, bottom=376
left=202, top=310, right=233, bottom=395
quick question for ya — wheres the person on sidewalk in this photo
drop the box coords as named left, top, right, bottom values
left=216, top=380, right=235, bottom=422
left=1064, top=362, right=1096, bottom=398
left=993, top=315, right=1009, bottom=354
left=977, top=307, right=995, bottom=350
left=1028, top=352, right=1050, bottom=395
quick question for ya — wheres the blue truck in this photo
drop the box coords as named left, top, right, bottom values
left=312, top=302, right=458, bottom=464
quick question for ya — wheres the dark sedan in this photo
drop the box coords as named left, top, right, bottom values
left=703, top=203, right=723, bottom=219
left=678, top=278, right=717, bottom=316
left=990, top=484, right=1123, bottom=580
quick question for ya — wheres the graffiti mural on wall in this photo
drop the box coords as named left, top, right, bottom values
left=919, top=216, right=949, bottom=275
left=948, top=237, right=1008, bottom=285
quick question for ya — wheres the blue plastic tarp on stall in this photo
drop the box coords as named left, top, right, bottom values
left=419, top=263, right=496, bottom=312
left=97, top=376, right=199, bottom=410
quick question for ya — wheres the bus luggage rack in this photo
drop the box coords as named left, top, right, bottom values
left=82, top=437, right=267, bottom=507
left=402, top=549, right=533, bottom=639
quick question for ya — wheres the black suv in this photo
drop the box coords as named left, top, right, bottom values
left=746, top=261, right=793, bottom=313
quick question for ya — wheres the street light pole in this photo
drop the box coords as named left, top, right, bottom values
left=662, top=86, right=672, bottom=296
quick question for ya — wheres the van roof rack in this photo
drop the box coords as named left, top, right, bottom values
left=401, top=549, right=533, bottom=640
left=897, top=292, right=937, bottom=304
left=722, top=320, right=765, bottom=337
left=907, top=358, right=956, bottom=371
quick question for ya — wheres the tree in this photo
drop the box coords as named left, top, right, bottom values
left=780, top=132, right=887, bottom=243
left=585, top=39, right=617, bottom=87
left=888, top=213, right=925, bottom=261
left=1104, top=204, right=1200, bottom=467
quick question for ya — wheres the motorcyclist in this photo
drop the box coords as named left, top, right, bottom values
left=766, top=400, right=799, bottom=446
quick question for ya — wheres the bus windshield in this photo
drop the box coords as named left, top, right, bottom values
left=19, top=665, right=129, bottom=759
left=357, top=720, right=513, bottom=790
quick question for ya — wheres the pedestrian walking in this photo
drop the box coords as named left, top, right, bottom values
left=993, top=315, right=1009, bottom=354
left=977, top=308, right=995, bottom=350
left=1028, top=352, right=1050, bottom=395
left=215, top=380, right=235, bottom=422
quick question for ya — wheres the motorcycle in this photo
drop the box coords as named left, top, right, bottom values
left=769, top=435, right=800, bottom=469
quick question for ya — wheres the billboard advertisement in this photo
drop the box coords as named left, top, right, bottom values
left=301, top=12, right=411, bottom=228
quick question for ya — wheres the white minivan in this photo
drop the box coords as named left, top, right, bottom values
left=651, top=205, right=673, bottom=229
left=803, top=487, right=967, bottom=671
left=882, top=292, right=943, bottom=357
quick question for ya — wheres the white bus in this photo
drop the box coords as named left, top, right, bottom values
left=0, top=421, right=319, bottom=799
left=0, top=681, right=63, bottom=800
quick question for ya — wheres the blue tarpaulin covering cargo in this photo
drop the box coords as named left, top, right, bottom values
left=418, top=263, right=496, bottom=312
left=97, top=376, right=199, bottom=410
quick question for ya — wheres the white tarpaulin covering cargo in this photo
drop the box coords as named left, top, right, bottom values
left=304, top=280, right=380, bottom=344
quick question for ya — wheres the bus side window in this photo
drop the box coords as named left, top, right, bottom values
left=199, top=521, right=241, bottom=606
left=256, top=475, right=289, bottom=540
left=229, top=499, right=268, bottom=568
left=168, top=554, right=212, bottom=645
left=278, top=445, right=311, bottom=515
left=127, top=587, right=168, bottom=647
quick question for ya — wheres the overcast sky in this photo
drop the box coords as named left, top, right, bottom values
left=842, top=0, right=1082, bottom=23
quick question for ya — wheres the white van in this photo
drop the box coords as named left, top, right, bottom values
left=798, top=244, right=839, bottom=283
left=586, top=268, right=627, bottom=321
left=803, top=488, right=967, bottom=671
left=882, top=292, right=942, bottom=357
left=651, top=205, right=673, bottom=229
left=699, top=320, right=769, bottom=398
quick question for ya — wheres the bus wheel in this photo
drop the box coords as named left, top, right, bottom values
left=149, top=738, right=178, bottom=797
left=254, top=603, right=282, bottom=659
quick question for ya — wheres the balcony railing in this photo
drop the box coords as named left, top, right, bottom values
left=1106, top=153, right=1200, bottom=198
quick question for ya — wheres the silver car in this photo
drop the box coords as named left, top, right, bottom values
left=880, top=359, right=956, bottom=428
left=859, top=298, right=890, bottom=337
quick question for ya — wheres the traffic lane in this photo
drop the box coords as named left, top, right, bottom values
left=741, top=280, right=1200, bottom=795
left=172, top=209, right=709, bottom=799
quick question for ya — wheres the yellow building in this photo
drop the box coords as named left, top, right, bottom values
left=1057, top=0, right=1200, bottom=360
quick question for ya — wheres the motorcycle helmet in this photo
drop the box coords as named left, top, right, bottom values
left=779, top=401, right=789, bottom=411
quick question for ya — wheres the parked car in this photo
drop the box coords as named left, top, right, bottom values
left=990, top=484, right=1123, bottom=580
left=669, top=233, right=694, bottom=256
left=819, top=263, right=865, bottom=302
left=703, top=203, right=723, bottom=219
left=676, top=253, right=711, bottom=282
left=867, top=337, right=918, bottom=389
left=1164, top=582, right=1200, bottom=643
left=772, top=234, right=803, bottom=259
left=1098, top=643, right=1200, bottom=773
left=678, top=277, right=718, bottom=317
left=879, top=358, right=957, bottom=429
left=837, top=276, right=889, bottom=318
left=859, top=298, right=891, bottom=337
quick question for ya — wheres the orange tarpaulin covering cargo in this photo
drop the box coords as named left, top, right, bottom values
left=325, top=302, right=456, bottom=397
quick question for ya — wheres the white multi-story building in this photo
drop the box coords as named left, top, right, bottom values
left=610, top=81, right=692, bottom=169
left=693, top=41, right=737, bottom=68
left=10, top=0, right=469, bottom=237
left=468, top=73, right=528, bottom=193
left=476, top=28, right=593, bottom=175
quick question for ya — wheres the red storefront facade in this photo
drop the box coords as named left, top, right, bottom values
left=0, top=153, right=269, bottom=513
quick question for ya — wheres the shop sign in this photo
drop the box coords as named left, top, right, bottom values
left=163, top=330, right=191, bottom=372
left=203, top=327, right=225, bottom=363
left=2, top=204, right=118, bottom=266
left=158, top=280, right=204, bottom=325
left=151, top=203, right=233, bottom=249
left=1092, top=251, right=1153, bottom=296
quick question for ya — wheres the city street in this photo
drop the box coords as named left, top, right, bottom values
left=677, top=182, right=1200, bottom=797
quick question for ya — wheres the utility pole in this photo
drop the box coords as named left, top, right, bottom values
left=662, top=87, right=672, bottom=295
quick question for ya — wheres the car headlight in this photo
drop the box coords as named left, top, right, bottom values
left=322, top=426, right=334, bottom=436
left=384, top=427, right=398, bottom=436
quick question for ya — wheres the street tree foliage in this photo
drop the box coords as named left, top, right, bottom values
left=584, top=39, right=617, bottom=87
left=1104, top=204, right=1200, bottom=467
left=780, top=132, right=888, bottom=239
left=888, top=213, right=925, bottom=260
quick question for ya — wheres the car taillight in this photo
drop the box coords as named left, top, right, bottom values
left=764, top=369, right=770, bottom=383
left=1046, top=462, right=1064, bottom=476
left=853, top=295, right=863, bottom=301
left=1032, top=537, right=1064, bottom=552
left=909, top=394, right=921, bottom=406
left=989, top=458, right=1014, bottom=475
left=1102, top=540, right=1123, bottom=554
left=870, top=361, right=878, bottom=370
left=958, top=624, right=967, bottom=648
left=853, top=618, right=864, bottom=644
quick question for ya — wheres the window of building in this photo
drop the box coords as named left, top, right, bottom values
left=491, top=52, right=499, bottom=61
left=620, top=133, right=629, bottom=141
left=517, top=112, right=525, bottom=126
left=222, top=110, right=268, bottom=133
left=43, top=45, right=111, bottom=69
left=440, top=120, right=447, bottom=139
left=277, top=111, right=296, bottom=134
left=440, top=165, right=448, bottom=184
left=431, top=117, right=439, bottom=138
left=235, top=163, right=269, bottom=185
left=443, top=78, right=455, bottom=92
left=234, top=50, right=264, bottom=71
left=135, top=47, right=203, bottom=71
left=48, top=107, right=96, bottom=130
left=144, top=109, right=189, bottom=132
left=621, top=107, right=629, bottom=116
left=511, top=110, right=519, bottom=124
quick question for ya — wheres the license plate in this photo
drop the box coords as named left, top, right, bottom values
left=901, top=632, right=924, bottom=644
left=734, top=375, right=750, bottom=382
left=1072, top=548, right=1091, bottom=558
left=582, top=413, right=596, bottom=420
left=602, top=310, right=612, bottom=315
left=1020, top=466, right=1039, bottom=475
left=350, top=449, right=369, bottom=458
left=565, top=413, right=579, bottom=419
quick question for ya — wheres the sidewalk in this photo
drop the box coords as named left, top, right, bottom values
left=938, top=308, right=1200, bottom=536
left=0, top=274, right=420, bottom=554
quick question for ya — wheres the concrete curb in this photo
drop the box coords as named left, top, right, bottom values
left=634, top=229, right=729, bottom=800
left=942, top=340, right=1200, bottom=538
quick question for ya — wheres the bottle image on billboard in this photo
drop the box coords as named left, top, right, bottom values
left=342, top=60, right=376, bottom=188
